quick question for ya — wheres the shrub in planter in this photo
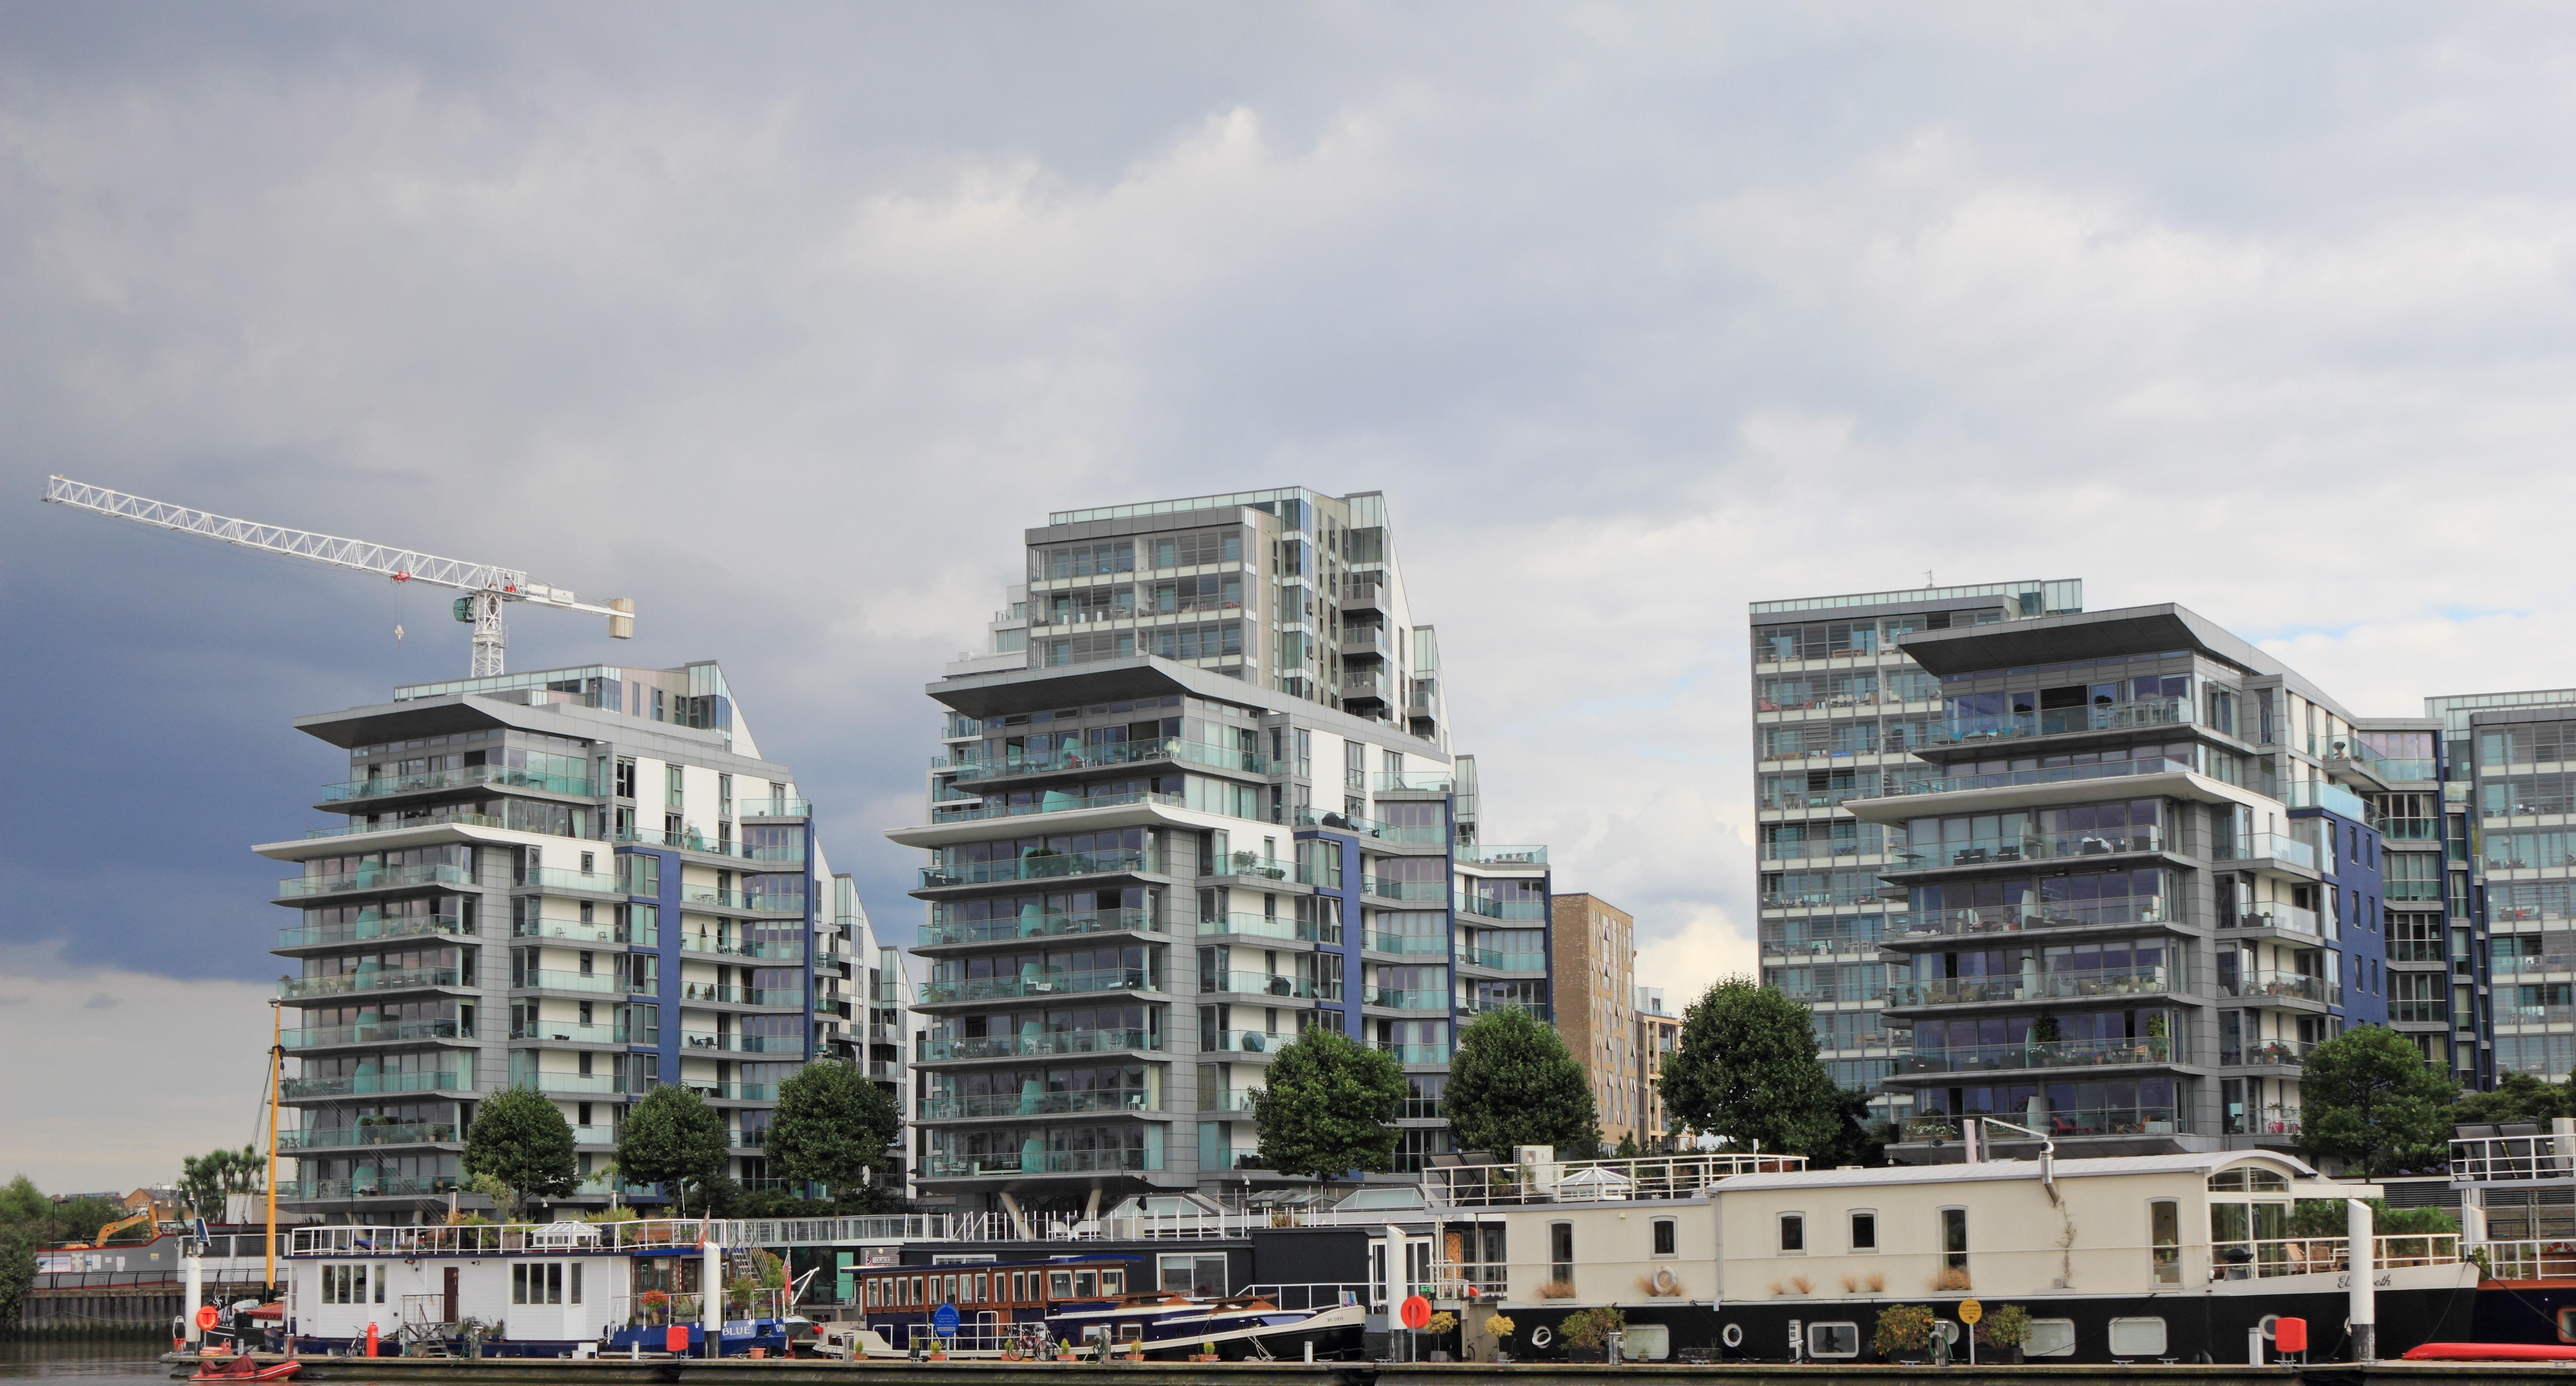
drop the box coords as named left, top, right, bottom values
left=1977, top=1304, right=2033, bottom=1362
left=1560, top=1306, right=1627, bottom=1359
left=1872, top=1304, right=1936, bottom=1360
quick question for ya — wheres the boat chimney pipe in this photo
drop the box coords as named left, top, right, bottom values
left=1962, top=1119, right=1979, bottom=1165
left=703, top=1235, right=723, bottom=1359
left=2347, top=1199, right=2374, bottom=1362
left=183, top=1250, right=203, bottom=1348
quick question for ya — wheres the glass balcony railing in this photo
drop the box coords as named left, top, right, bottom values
left=1932, top=698, right=2192, bottom=746
left=304, top=813, right=507, bottom=840
left=918, top=1090, right=1156, bottom=1120
left=676, top=1029, right=802, bottom=1053
left=1903, top=1107, right=2185, bottom=1141
left=1457, top=896, right=1546, bottom=921
left=677, top=982, right=805, bottom=1007
left=1457, top=948, right=1547, bottom=973
left=1203, top=972, right=1327, bottom=999
left=514, top=1020, right=639, bottom=1045
left=1284, top=806, right=1388, bottom=835
left=286, top=1176, right=464, bottom=1200
left=279, top=968, right=464, bottom=998
left=918, top=1029, right=1160, bottom=1062
left=2497, top=1004, right=2576, bottom=1028
left=1897, top=1035, right=2175, bottom=1076
left=921, top=1149, right=1157, bottom=1178
left=1202, top=1028, right=1291, bottom=1054
left=283, top=1019, right=466, bottom=1048
left=1885, top=966, right=2173, bottom=1008
left=512, top=918, right=624, bottom=945
left=920, top=908, right=1161, bottom=946
left=2279, top=779, right=2369, bottom=819
left=1763, top=918, right=1889, bottom=956
left=2213, top=832, right=2320, bottom=871
left=320, top=766, right=594, bottom=801
left=932, top=790, right=1185, bottom=824
left=1373, top=770, right=1454, bottom=793
left=1892, top=757, right=2196, bottom=799
left=2221, top=1037, right=2315, bottom=1067
left=2495, top=951, right=2576, bottom=975
left=519, top=866, right=623, bottom=894
left=1885, top=900, right=2178, bottom=941
left=281, top=1070, right=472, bottom=1099
left=2221, top=904, right=2322, bottom=936
left=278, top=1122, right=459, bottom=1149
left=1200, top=1088, right=1265, bottom=1113
left=739, top=798, right=814, bottom=818
left=688, top=1082, right=780, bottom=1102
left=617, top=827, right=806, bottom=862
left=920, top=849, right=1159, bottom=889
left=1364, top=931, right=1449, bottom=955
left=1367, top=987, right=1449, bottom=1010
left=277, top=862, right=472, bottom=898
left=1902, top=826, right=2167, bottom=870
left=677, top=887, right=806, bottom=913
left=1456, top=844, right=1548, bottom=866
left=1206, top=852, right=1294, bottom=882
left=570, top=1124, right=620, bottom=1146
left=514, top=970, right=620, bottom=994
left=1373, top=1042, right=1450, bottom=1064
left=917, top=969, right=1154, bottom=1004
left=2222, top=970, right=2338, bottom=1005
left=1197, top=912, right=1334, bottom=944
left=937, top=739, right=1271, bottom=782
left=276, top=914, right=468, bottom=949
left=1362, top=877, right=1447, bottom=901
left=521, top=1071, right=624, bottom=1096
left=676, top=934, right=807, bottom=962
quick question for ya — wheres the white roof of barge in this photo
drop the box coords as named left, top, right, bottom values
left=1715, top=1151, right=2335, bottom=1195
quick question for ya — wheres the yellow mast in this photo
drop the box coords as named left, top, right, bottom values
left=265, top=1000, right=281, bottom=1292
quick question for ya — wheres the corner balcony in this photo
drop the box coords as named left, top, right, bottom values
left=279, top=967, right=467, bottom=1000
left=276, top=914, right=470, bottom=950
left=677, top=1030, right=804, bottom=1054
left=286, top=1176, right=464, bottom=1201
left=1455, top=844, right=1548, bottom=867
left=1457, top=895, right=1545, bottom=922
left=620, top=826, right=807, bottom=865
left=920, top=1148, right=1158, bottom=1179
left=1457, top=948, right=1546, bottom=974
left=1902, top=1105, right=2188, bottom=1142
left=515, top=1020, right=647, bottom=1046
left=917, top=1090, right=1157, bottom=1121
left=275, top=861, right=471, bottom=900
left=1929, top=698, right=2191, bottom=748
left=739, top=798, right=814, bottom=820
left=917, top=1029, right=1161, bottom=1063
left=676, top=934, right=807, bottom=963
left=917, top=968, right=1156, bottom=1007
left=676, top=886, right=805, bottom=915
left=1889, top=826, right=2171, bottom=876
left=1363, top=930, right=1448, bottom=956
left=281, top=1068, right=474, bottom=1100
left=933, top=738, right=1271, bottom=786
left=2217, top=902, right=2324, bottom=939
left=1883, top=965, right=2174, bottom=1013
left=1365, top=987, right=1449, bottom=1010
left=1881, top=900, right=2184, bottom=950
left=1202, top=1028, right=1292, bottom=1056
left=2221, top=1037, right=2315, bottom=1069
left=916, top=848, right=1160, bottom=891
left=1196, top=913, right=1335, bottom=946
left=1847, top=756, right=2233, bottom=823
left=927, top=789, right=1184, bottom=827
left=278, top=1121, right=460, bottom=1151
left=318, top=765, right=594, bottom=804
left=511, top=969, right=622, bottom=996
left=2219, top=970, right=2338, bottom=1008
left=1893, top=1034, right=2178, bottom=1079
left=678, top=981, right=806, bottom=1009
left=1373, top=1041, right=1450, bottom=1065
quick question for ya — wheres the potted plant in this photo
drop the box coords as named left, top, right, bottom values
left=1192, top=1338, right=1219, bottom=1362
left=638, top=1290, right=670, bottom=1324
left=1873, top=1304, right=1935, bottom=1363
left=1559, top=1306, right=1625, bottom=1362
left=1056, top=1339, right=1076, bottom=1362
left=1978, top=1304, right=2034, bottom=1363
left=1484, top=1312, right=1516, bottom=1363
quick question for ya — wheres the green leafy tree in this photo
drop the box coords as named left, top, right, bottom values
left=767, top=1061, right=901, bottom=1207
left=1612, top=1132, right=1641, bottom=1158
left=618, top=1086, right=730, bottom=1215
left=2296, top=1024, right=2455, bottom=1176
left=0, top=1224, right=33, bottom=1332
left=462, top=1087, right=578, bottom=1221
left=1445, top=1006, right=1601, bottom=1157
left=178, top=1145, right=262, bottom=1219
left=2450, top=1071, right=2575, bottom=1127
left=1252, top=1028, right=1406, bottom=1179
left=1659, top=977, right=1844, bottom=1159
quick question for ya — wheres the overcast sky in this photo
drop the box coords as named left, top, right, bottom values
left=9, top=2, right=2576, bottom=1191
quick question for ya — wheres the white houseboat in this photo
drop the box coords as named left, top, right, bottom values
left=1424, top=1143, right=2474, bottom=1364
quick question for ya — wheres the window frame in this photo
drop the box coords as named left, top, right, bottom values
left=2107, top=1317, right=2168, bottom=1359
left=1778, top=1211, right=1806, bottom=1254
left=1849, top=1209, right=1878, bottom=1253
left=1939, top=1206, right=1968, bottom=1270
left=1650, top=1217, right=1677, bottom=1258
left=1806, top=1321, right=1861, bottom=1359
left=2025, top=1318, right=2078, bottom=1358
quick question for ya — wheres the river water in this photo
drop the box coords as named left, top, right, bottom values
left=0, top=1343, right=172, bottom=1386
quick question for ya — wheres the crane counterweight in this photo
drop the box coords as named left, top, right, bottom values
left=42, top=475, right=632, bottom=676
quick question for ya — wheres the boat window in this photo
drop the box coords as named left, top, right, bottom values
left=1161, top=1252, right=1227, bottom=1294
left=1550, top=1222, right=1575, bottom=1285
left=2108, top=1317, right=2167, bottom=1357
left=1651, top=1219, right=1677, bottom=1257
left=2208, top=1168, right=2247, bottom=1191
left=1806, top=1322, right=1859, bottom=1358
left=1119, top=1324, right=1143, bottom=1342
left=570, top=1265, right=583, bottom=1305
left=975, top=1273, right=988, bottom=1303
left=1050, top=1271, right=1073, bottom=1300
left=2026, top=1319, right=2077, bottom=1357
left=1075, top=1270, right=1098, bottom=1297
left=2558, top=1307, right=2576, bottom=1343
left=1778, top=1213, right=1805, bottom=1253
left=1850, top=1211, right=1877, bottom=1252
left=1101, top=1270, right=1124, bottom=1296
left=2150, top=1200, right=2180, bottom=1287
left=1941, top=1208, right=1968, bottom=1270
left=1622, top=1324, right=1670, bottom=1360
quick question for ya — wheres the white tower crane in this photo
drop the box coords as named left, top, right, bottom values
left=42, top=475, right=633, bottom=677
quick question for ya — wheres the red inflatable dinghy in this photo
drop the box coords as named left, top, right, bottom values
left=2404, top=1343, right=2576, bottom=1362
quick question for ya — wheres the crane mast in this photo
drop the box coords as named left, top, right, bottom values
left=42, top=475, right=633, bottom=676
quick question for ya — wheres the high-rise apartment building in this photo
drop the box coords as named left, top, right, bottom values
left=1749, top=580, right=2085, bottom=1130
left=1547, top=894, right=1636, bottom=1149
left=1634, top=986, right=1681, bottom=1150
left=1846, top=603, right=2413, bottom=1157
left=890, top=488, right=1553, bottom=1209
left=264, top=661, right=904, bottom=1220
left=2422, top=689, right=2576, bottom=1084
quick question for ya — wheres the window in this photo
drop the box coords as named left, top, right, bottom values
left=1779, top=1213, right=1805, bottom=1253
left=2149, top=1199, right=2180, bottom=1287
left=1940, top=1208, right=1968, bottom=1269
left=1850, top=1211, right=1877, bottom=1251
left=1651, top=1218, right=1677, bottom=1257
left=512, top=1263, right=566, bottom=1305
left=1622, top=1324, right=1671, bottom=1360
left=1806, top=1322, right=1860, bottom=1358
left=2107, top=1317, right=2168, bottom=1358
left=1049, top=1271, right=1072, bottom=1300
left=1549, top=1222, right=1574, bottom=1284
left=2025, top=1318, right=2078, bottom=1357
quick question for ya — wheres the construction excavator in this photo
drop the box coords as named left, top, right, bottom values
left=63, top=1211, right=158, bottom=1249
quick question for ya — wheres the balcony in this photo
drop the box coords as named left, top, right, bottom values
left=286, top=1176, right=464, bottom=1201
left=2220, top=904, right=2322, bottom=937
left=1932, top=698, right=2192, bottom=747
left=276, top=914, right=469, bottom=949
left=1201, top=1088, right=1265, bottom=1113
left=513, top=969, right=620, bottom=995
left=1364, top=931, right=1448, bottom=955
left=1366, top=987, right=1448, bottom=1010
left=320, top=766, right=593, bottom=802
left=304, top=813, right=507, bottom=840
left=2279, top=779, right=2369, bottom=819
left=739, top=798, right=814, bottom=819
left=1884, top=900, right=2179, bottom=943
left=1361, top=877, right=1445, bottom=902
left=1455, top=844, right=1547, bottom=866
left=937, top=738, right=1271, bottom=783
left=1457, top=948, right=1547, bottom=973
left=931, top=790, right=1185, bottom=826
left=1374, top=771, right=1453, bottom=793
left=1903, top=1106, right=2185, bottom=1141
left=676, top=934, right=807, bottom=962
left=1884, top=965, right=2173, bottom=1009
left=1889, top=756, right=2197, bottom=801
left=1457, top=896, right=1545, bottom=921
left=679, top=887, right=808, bottom=913
left=283, top=1019, right=467, bottom=1048
left=1203, top=1028, right=1292, bottom=1055
left=2222, top=1037, right=2315, bottom=1068
left=1203, top=972, right=1327, bottom=1000
left=620, top=827, right=806, bottom=863
left=278, top=1122, right=459, bottom=1149
left=687, top=1081, right=780, bottom=1102
left=512, top=918, right=625, bottom=946
left=1284, top=807, right=1389, bottom=836
left=918, top=1090, right=1156, bottom=1120
left=2497, top=1004, right=2576, bottom=1028
left=278, top=968, right=465, bottom=999
left=1373, top=1042, right=1450, bottom=1064
left=918, top=1029, right=1160, bottom=1062
left=1895, top=1035, right=2175, bottom=1077
left=2495, top=951, right=2576, bottom=976
left=1762, top=917, right=1889, bottom=957
left=678, top=982, right=806, bottom=1007
left=513, top=1021, right=641, bottom=1046
left=522, top=1071, right=624, bottom=1096
left=1205, top=852, right=1294, bottom=883
left=518, top=866, right=623, bottom=895
left=918, top=968, right=1155, bottom=1004
left=921, top=1148, right=1156, bottom=1178
left=1343, top=671, right=1391, bottom=699
left=2221, top=970, right=2338, bottom=1006
left=920, top=908, right=1161, bottom=947
left=281, top=1070, right=472, bottom=1099
left=919, top=848, right=1159, bottom=889
left=1198, top=913, right=1334, bottom=945
left=676, top=1030, right=802, bottom=1053
left=2214, top=832, right=2321, bottom=872
left=276, top=862, right=472, bottom=899
left=1898, top=826, right=2169, bottom=873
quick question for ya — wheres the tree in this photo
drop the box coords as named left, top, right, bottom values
left=2450, top=1071, right=2575, bottom=1127
left=178, top=1145, right=261, bottom=1219
left=617, top=1086, right=730, bottom=1215
left=2296, top=1024, right=2456, bottom=1176
left=1659, top=978, right=1846, bottom=1159
left=0, top=1226, right=31, bottom=1333
left=1252, top=1028, right=1406, bottom=1179
left=1445, top=1006, right=1601, bottom=1158
left=462, top=1087, right=578, bottom=1221
left=767, top=1061, right=901, bottom=1207
left=1613, top=1132, right=1641, bottom=1158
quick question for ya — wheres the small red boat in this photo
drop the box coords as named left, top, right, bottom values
left=2404, top=1343, right=2576, bottom=1362
left=191, top=1358, right=303, bottom=1382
